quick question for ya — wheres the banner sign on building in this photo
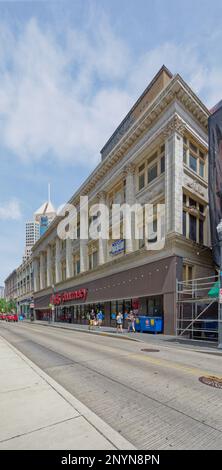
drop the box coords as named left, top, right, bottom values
left=208, top=104, right=222, bottom=266
left=50, top=288, right=88, bottom=305
left=111, top=239, right=125, bottom=255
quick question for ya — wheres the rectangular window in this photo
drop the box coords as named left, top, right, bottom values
left=189, top=214, right=197, bottom=241
left=183, top=146, right=187, bottom=164
left=183, top=211, right=187, bottom=237
left=199, top=204, right=204, bottom=214
left=76, top=260, right=80, bottom=274
left=148, top=163, right=157, bottom=183
left=199, top=219, right=204, bottom=244
left=89, top=255, right=92, bottom=270
left=199, top=160, right=204, bottom=178
left=188, top=266, right=193, bottom=280
left=190, top=142, right=198, bottom=154
left=189, top=154, right=197, bottom=173
left=138, top=173, right=145, bottom=190
left=189, top=198, right=197, bottom=208
left=183, top=194, right=187, bottom=205
left=160, top=155, right=165, bottom=173
left=199, top=150, right=205, bottom=159
left=93, top=251, right=98, bottom=268
left=139, top=163, right=145, bottom=172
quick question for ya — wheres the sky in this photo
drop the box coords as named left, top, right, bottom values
left=0, top=0, right=222, bottom=285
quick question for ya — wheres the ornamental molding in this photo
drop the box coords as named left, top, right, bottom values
left=163, top=115, right=186, bottom=138
left=183, top=173, right=207, bottom=198
left=122, top=162, right=136, bottom=177
left=96, top=190, right=107, bottom=201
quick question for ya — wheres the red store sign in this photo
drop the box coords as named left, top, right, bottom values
left=50, top=288, right=88, bottom=306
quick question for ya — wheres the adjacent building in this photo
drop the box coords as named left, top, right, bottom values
left=4, top=270, right=17, bottom=302
left=24, top=221, right=40, bottom=261
left=0, top=286, right=5, bottom=298
left=16, top=257, right=34, bottom=318
left=23, top=189, right=56, bottom=262
left=32, top=66, right=214, bottom=334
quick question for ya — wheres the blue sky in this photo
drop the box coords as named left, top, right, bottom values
left=0, top=0, right=222, bottom=285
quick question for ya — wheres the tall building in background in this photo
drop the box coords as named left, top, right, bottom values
left=24, top=221, right=40, bottom=261
left=23, top=184, right=56, bottom=261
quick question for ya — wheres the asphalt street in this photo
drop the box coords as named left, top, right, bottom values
left=0, top=321, right=222, bottom=450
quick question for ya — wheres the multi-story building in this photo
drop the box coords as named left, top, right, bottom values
left=32, top=66, right=214, bottom=334
left=4, top=270, right=17, bottom=302
left=17, top=258, right=34, bottom=317
left=23, top=193, right=56, bottom=262
left=34, top=198, right=56, bottom=237
left=0, top=286, right=5, bottom=298
left=23, top=221, right=40, bottom=261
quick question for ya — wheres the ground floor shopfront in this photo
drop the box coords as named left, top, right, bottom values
left=36, top=295, right=164, bottom=330
left=34, top=255, right=182, bottom=335
left=17, top=297, right=34, bottom=319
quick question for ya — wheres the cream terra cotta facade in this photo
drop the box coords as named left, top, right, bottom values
left=32, top=66, right=215, bottom=334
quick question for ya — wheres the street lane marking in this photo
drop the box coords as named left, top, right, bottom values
left=127, top=353, right=217, bottom=377
left=5, top=323, right=221, bottom=378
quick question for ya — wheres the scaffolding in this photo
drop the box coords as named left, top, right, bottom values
left=176, top=274, right=219, bottom=342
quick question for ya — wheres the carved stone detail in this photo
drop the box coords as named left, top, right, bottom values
left=163, top=115, right=186, bottom=138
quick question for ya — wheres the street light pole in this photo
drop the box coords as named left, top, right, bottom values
left=216, top=221, right=222, bottom=349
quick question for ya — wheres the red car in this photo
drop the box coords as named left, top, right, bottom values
left=0, top=313, right=6, bottom=320
left=6, top=313, right=18, bottom=322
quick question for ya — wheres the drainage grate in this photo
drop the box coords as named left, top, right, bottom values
left=141, top=348, right=160, bottom=353
left=199, top=376, right=222, bottom=389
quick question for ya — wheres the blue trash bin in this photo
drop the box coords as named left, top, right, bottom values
left=135, top=316, right=163, bottom=333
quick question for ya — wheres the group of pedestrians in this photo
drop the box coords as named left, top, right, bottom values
left=87, top=308, right=136, bottom=333
left=87, top=309, right=103, bottom=330
left=116, top=310, right=136, bottom=333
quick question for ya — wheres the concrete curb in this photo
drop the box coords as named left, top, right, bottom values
left=1, top=336, right=135, bottom=450
left=25, top=320, right=142, bottom=343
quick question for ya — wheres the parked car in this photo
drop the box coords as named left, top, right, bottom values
left=0, top=313, right=6, bottom=320
left=6, top=313, right=18, bottom=322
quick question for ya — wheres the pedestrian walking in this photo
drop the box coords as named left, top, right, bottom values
left=88, top=309, right=95, bottom=330
left=116, top=311, right=123, bottom=333
left=128, top=310, right=136, bottom=333
left=97, top=309, right=103, bottom=328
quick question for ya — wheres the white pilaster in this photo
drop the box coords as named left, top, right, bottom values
left=125, top=163, right=136, bottom=253
left=39, top=252, right=45, bottom=291
left=80, top=240, right=88, bottom=273
left=98, top=191, right=108, bottom=265
left=66, top=238, right=74, bottom=279
left=55, top=237, right=62, bottom=283
left=46, top=245, right=52, bottom=287
left=165, top=116, right=185, bottom=235
left=80, top=203, right=88, bottom=273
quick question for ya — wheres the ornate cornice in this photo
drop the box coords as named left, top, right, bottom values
left=97, top=190, right=107, bottom=201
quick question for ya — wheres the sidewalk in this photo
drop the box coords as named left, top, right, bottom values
left=0, top=336, right=135, bottom=450
left=28, top=319, right=221, bottom=353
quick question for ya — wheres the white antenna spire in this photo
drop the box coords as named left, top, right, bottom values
left=48, top=183, right=51, bottom=202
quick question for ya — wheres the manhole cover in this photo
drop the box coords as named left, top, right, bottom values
left=141, top=348, right=160, bottom=352
left=199, top=376, right=222, bottom=389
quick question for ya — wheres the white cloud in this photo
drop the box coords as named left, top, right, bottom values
left=0, top=199, right=22, bottom=220
left=0, top=18, right=132, bottom=165
left=0, top=17, right=222, bottom=167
